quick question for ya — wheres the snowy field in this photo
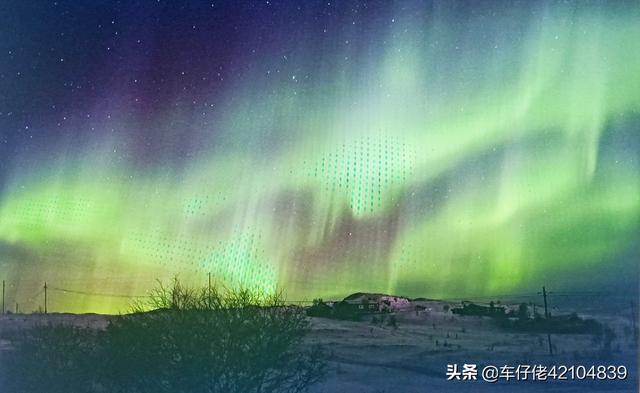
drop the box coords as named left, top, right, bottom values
left=306, top=301, right=637, bottom=392
left=0, top=300, right=636, bottom=393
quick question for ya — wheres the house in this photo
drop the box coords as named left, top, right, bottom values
left=306, top=292, right=413, bottom=321
left=451, top=301, right=506, bottom=318
left=306, top=298, right=373, bottom=320
left=379, top=295, right=411, bottom=311
left=343, top=292, right=411, bottom=312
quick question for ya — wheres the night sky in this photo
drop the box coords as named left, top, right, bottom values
left=0, top=1, right=638, bottom=313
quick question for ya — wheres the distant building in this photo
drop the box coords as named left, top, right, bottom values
left=343, top=292, right=411, bottom=312
left=307, top=292, right=412, bottom=320
left=451, top=301, right=506, bottom=318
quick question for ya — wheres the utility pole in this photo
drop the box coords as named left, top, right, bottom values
left=44, top=282, right=48, bottom=314
left=542, top=286, right=553, bottom=355
left=2, top=280, right=5, bottom=315
left=15, top=303, right=18, bottom=314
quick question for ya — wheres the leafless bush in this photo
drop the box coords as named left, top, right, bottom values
left=3, top=278, right=327, bottom=393
left=104, top=278, right=328, bottom=393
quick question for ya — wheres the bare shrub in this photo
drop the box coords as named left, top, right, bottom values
left=2, top=278, right=327, bottom=393
left=104, top=278, right=327, bottom=393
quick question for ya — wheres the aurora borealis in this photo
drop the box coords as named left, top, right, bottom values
left=0, top=1, right=638, bottom=313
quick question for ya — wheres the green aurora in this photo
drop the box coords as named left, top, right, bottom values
left=0, top=1, right=638, bottom=313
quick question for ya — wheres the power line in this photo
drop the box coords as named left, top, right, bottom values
left=2, top=277, right=638, bottom=311
left=50, top=287, right=151, bottom=299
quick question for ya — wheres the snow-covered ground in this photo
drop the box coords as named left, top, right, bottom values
left=0, top=300, right=637, bottom=392
left=306, top=300, right=637, bottom=392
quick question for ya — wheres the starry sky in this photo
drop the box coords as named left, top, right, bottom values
left=0, top=1, right=639, bottom=313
